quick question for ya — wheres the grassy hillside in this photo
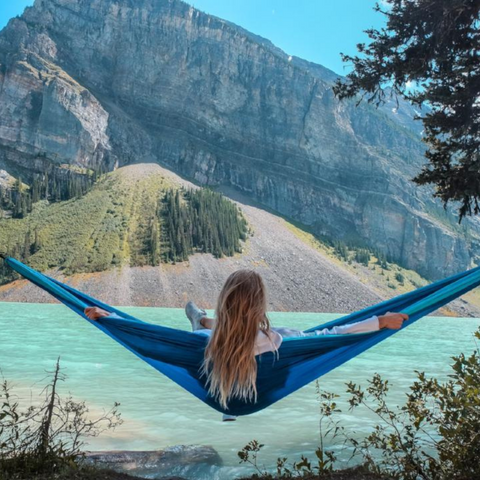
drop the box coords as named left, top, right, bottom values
left=0, top=164, right=247, bottom=281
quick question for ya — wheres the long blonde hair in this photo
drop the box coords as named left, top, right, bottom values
left=202, top=270, right=271, bottom=409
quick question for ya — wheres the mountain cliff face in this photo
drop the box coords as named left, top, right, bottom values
left=0, top=0, right=476, bottom=279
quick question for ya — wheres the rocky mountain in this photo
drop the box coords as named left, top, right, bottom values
left=0, top=0, right=477, bottom=280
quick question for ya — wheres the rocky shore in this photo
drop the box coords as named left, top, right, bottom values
left=82, top=446, right=389, bottom=480
left=84, top=446, right=221, bottom=479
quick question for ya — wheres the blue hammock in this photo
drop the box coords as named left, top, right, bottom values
left=3, top=255, right=480, bottom=416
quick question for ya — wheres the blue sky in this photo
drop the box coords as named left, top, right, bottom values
left=0, top=0, right=385, bottom=75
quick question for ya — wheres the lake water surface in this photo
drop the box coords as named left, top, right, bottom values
left=1, top=303, right=479, bottom=479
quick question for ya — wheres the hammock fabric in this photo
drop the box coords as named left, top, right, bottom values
left=3, top=255, right=480, bottom=416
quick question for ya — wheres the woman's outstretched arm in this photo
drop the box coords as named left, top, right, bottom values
left=85, top=307, right=111, bottom=320
left=314, top=311, right=409, bottom=336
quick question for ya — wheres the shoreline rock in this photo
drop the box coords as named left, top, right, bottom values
left=84, top=445, right=222, bottom=478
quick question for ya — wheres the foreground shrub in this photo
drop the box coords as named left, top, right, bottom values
left=343, top=329, right=480, bottom=480
left=0, top=359, right=122, bottom=479
left=239, top=328, right=480, bottom=480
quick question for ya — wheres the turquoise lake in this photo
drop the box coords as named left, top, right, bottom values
left=1, top=302, right=479, bottom=479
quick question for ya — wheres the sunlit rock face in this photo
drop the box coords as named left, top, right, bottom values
left=84, top=445, right=222, bottom=478
left=0, top=0, right=475, bottom=279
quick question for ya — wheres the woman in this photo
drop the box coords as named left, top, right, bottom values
left=85, top=270, right=408, bottom=415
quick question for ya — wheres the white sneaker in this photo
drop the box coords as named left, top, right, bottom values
left=185, top=301, right=207, bottom=331
left=222, top=414, right=237, bottom=422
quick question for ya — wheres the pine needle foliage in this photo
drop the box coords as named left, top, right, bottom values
left=333, top=0, right=480, bottom=220
left=159, top=188, right=248, bottom=263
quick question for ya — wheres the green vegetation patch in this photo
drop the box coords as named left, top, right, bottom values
left=159, top=188, right=248, bottom=263
left=0, top=167, right=248, bottom=284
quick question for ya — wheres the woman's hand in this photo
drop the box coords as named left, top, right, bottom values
left=85, top=307, right=111, bottom=320
left=378, top=312, right=409, bottom=330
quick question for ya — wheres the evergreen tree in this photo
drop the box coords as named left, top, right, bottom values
left=0, top=163, right=102, bottom=218
left=44, top=170, right=49, bottom=200
left=32, top=176, right=40, bottom=203
left=333, top=0, right=480, bottom=219
left=32, top=228, right=42, bottom=255
left=150, top=219, right=161, bottom=265
left=333, top=240, right=349, bottom=261
left=158, top=188, right=248, bottom=263
left=354, top=248, right=371, bottom=266
left=23, top=230, right=32, bottom=260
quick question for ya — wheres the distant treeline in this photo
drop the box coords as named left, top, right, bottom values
left=0, top=184, right=248, bottom=285
left=0, top=227, right=43, bottom=285
left=161, top=188, right=248, bottom=262
left=0, top=164, right=103, bottom=284
left=0, top=165, right=105, bottom=219
left=136, top=188, right=248, bottom=266
left=331, top=238, right=389, bottom=268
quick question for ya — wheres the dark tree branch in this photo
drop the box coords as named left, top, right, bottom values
left=333, top=0, right=480, bottom=220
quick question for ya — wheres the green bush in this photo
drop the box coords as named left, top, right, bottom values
left=333, top=241, right=349, bottom=261
left=335, top=331, right=480, bottom=479
left=0, top=359, right=122, bottom=479
left=354, top=248, right=371, bottom=266
left=239, top=328, right=480, bottom=480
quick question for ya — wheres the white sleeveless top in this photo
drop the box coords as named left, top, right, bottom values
left=254, top=330, right=283, bottom=355
left=193, top=328, right=282, bottom=355
left=194, top=316, right=379, bottom=356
